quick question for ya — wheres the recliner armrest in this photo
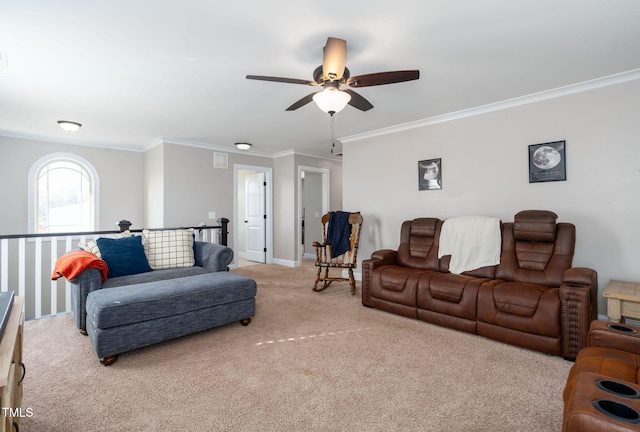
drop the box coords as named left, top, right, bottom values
left=589, top=320, right=640, bottom=355
left=563, top=267, right=597, bottom=287
left=559, top=267, right=599, bottom=359
left=370, top=249, right=398, bottom=264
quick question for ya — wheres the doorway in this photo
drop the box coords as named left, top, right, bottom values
left=234, top=165, right=273, bottom=267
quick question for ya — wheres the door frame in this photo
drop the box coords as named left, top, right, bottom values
left=297, top=165, right=330, bottom=265
left=234, top=164, right=273, bottom=267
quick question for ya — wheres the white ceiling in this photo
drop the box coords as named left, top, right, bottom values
left=1, top=1, right=640, bottom=156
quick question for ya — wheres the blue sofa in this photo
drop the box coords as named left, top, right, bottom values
left=69, top=241, right=256, bottom=365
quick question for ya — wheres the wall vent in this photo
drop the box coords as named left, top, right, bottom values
left=213, top=152, right=228, bottom=169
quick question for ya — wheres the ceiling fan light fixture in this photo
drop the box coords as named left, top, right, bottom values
left=312, top=88, right=351, bottom=114
left=235, top=142, right=252, bottom=151
left=57, top=120, right=82, bottom=132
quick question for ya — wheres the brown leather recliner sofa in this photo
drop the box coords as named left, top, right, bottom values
left=362, top=210, right=598, bottom=360
left=563, top=320, right=640, bottom=431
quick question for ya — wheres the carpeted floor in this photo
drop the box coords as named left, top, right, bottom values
left=21, top=261, right=572, bottom=431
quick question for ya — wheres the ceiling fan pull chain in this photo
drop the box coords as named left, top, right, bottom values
left=330, top=112, right=335, bottom=153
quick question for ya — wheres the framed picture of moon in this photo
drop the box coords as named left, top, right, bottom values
left=419, top=158, right=442, bottom=190
left=528, top=141, right=566, bottom=183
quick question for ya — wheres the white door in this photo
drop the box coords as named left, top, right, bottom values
left=244, top=172, right=266, bottom=263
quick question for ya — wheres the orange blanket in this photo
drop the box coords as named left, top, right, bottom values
left=51, top=250, right=109, bottom=283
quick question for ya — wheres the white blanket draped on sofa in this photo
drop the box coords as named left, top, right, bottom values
left=437, top=216, right=501, bottom=274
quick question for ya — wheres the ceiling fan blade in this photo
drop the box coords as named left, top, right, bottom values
left=344, top=89, right=374, bottom=111
left=322, top=37, right=347, bottom=81
left=285, top=92, right=316, bottom=111
left=246, top=75, right=315, bottom=86
left=346, top=70, right=420, bottom=87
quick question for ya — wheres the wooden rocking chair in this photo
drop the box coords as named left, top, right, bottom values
left=312, top=212, right=363, bottom=295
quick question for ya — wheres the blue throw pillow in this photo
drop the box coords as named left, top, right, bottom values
left=96, top=235, right=153, bottom=278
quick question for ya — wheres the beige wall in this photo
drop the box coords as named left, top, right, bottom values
left=343, top=79, right=640, bottom=316
left=272, top=154, right=296, bottom=263
left=0, top=135, right=145, bottom=233
left=0, top=136, right=342, bottom=268
left=143, top=144, right=164, bottom=228
left=302, top=171, right=324, bottom=256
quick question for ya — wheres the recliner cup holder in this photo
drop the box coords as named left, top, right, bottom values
left=596, top=379, right=640, bottom=399
left=593, top=399, right=640, bottom=424
left=607, top=324, right=637, bottom=333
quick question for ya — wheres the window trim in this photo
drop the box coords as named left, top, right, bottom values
left=28, top=153, right=100, bottom=234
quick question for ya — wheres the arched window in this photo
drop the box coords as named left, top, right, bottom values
left=28, top=153, right=99, bottom=233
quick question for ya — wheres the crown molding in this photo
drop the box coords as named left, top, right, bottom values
left=155, top=137, right=273, bottom=158
left=0, top=130, right=342, bottom=162
left=272, top=149, right=342, bottom=162
left=0, top=129, right=144, bottom=152
left=340, top=68, right=640, bottom=143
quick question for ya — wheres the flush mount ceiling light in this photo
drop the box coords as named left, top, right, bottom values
left=57, top=120, right=82, bottom=132
left=235, top=142, right=252, bottom=151
left=312, top=87, right=352, bottom=114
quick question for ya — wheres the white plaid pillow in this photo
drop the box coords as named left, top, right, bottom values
left=143, top=228, right=195, bottom=270
left=78, top=230, right=131, bottom=258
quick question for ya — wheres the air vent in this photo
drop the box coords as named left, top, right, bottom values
left=213, top=152, right=228, bottom=169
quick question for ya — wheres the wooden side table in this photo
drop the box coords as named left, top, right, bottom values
left=602, top=280, right=640, bottom=323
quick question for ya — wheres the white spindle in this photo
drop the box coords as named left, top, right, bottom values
left=1, top=239, right=7, bottom=292
left=18, top=238, right=25, bottom=298
left=65, top=237, right=73, bottom=312
left=50, top=236, right=57, bottom=316
left=34, top=237, right=42, bottom=319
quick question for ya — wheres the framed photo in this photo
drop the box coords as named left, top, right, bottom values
left=529, top=141, right=566, bottom=183
left=419, top=158, right=442, bottom=190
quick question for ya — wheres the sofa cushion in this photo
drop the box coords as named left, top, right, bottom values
left=492, top=282, right=548, bottom=317
left=87, top=272, right=257, bottom=329
left=428, top=274, right=466, bottom=303
left=143, top=228, right=195, bottom=270
left=416, top=273, right=486, bottom=324
left=102, top=266, right=211, bottom=289
left=96, top=235, right=153, bottom=278
left=370, top=265, right=432, bottom=308
left=79, top=230, right=131, bottom=258
left=477, top=282, right=561, bottom=338
left=397, top=218, right=441, bottom=270
left=496, top=221, right=575, bottom=287
left=513, top=210, right=557, bottom=242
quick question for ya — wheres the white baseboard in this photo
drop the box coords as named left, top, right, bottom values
left=271, top=258, right=297, bottom=268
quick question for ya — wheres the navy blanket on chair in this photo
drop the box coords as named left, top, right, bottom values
left=326, top=211, right=352, bottom=258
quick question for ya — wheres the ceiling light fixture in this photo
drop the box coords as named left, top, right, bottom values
left=57, top=120, right=82, bottom=132
left=235, top=142, right=252, bottom=151
left=312, top=88, right=351, bottom=114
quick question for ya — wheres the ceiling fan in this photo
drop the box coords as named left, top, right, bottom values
left=246, top=37, right=420, bottom=114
